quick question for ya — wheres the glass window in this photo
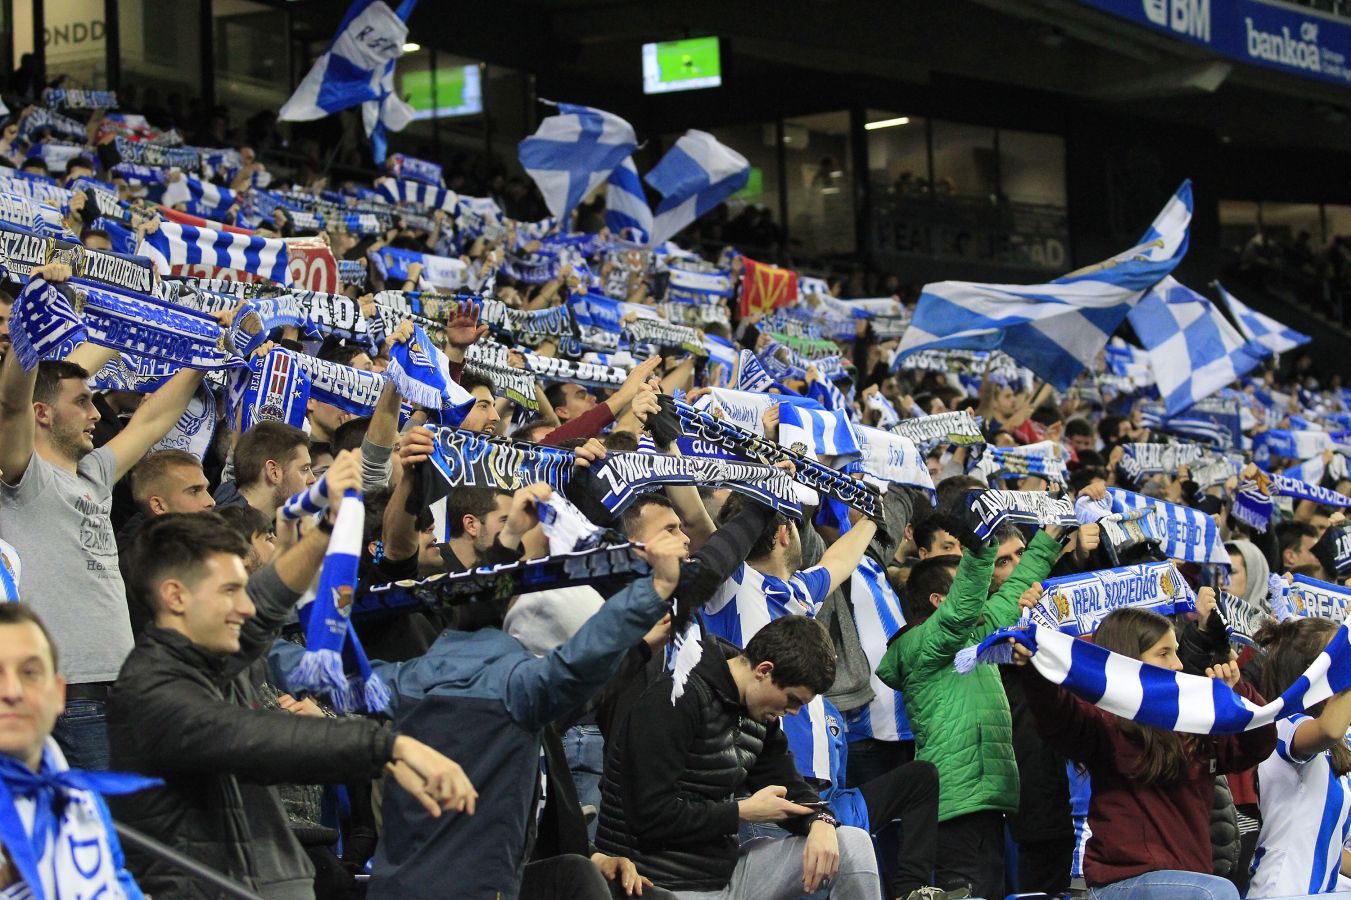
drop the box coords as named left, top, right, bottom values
left=930, top=120, right=996, bottom=199
left=119, top=0, right=201, bottom=126
left=784, top=111, right=855, bottom=257
left=1325, top=205, right=1351, bottom=241
left=1219, top=200, right=1261, bottom=253
left=213, top=0, right=290, bottom=129
left=1259, top=202, right=1323, bottom=245
left=998, top=129, right=1069, bottom=271
left=866, top=111, right=930, bottom=257
left=17, top=0, right=107, bottom=89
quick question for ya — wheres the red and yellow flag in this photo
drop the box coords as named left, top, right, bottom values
left=738, top=257, right=799, bottom=318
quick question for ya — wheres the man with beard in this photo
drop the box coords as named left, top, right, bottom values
left=0, top=264, right=210, bottom=769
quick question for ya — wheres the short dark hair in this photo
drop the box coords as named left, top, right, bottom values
left=459, top=371, right=495, bottom=396
left=741, top=615, right=836, bottom=695
left=1277, top=521, right=1319, bottom=559
left=914, top=513, right=960, bottom=555
left=130, top=449, right=204, bottom=508
left=79, top=228, right=111, bottom=246
left=33, top=360, right=89, bottom=406
left=717, top=492, right=786, bottom=561
left=935, top=475, right=985, bottom=514
left=1064, top=417, right=1093, bottom=439
left=0, top=604, right=59, bottom=671
left=1030, top=404, right=1062, bottom=427
left=543, top=382, right=568, bottom=412
left=234, top=421, right=309, bottom=488
left=214, top=504, right=272, bottom=540
left=331, top=416, right=370, bottom=455
left=316, top=339, right=368, bottom=367
left=126, top=513, right=252, bottom=615
left=445, top=486, right=507, bottom=539
left=621, top=493, right=675, bottom=538
left=602, top=430, right=639, bottom=453
left=903, top=555, right=959, bottom=624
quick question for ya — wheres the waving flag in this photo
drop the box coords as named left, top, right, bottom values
left=138, top=220, right=289, bottom=284
left=605, top=156, right=653, bottom=243
left=519, top=103, right=637, bottom=226
left=1128, top=277, right=1267, bottom=416
left=161, top=174, right=238, bottom=222
left=647, top=130, right=750, bottom=247
left=739, top=256, right=798, bottom=318
left=278, top=0, right=416, bottom=163
left=1216, top=283, right=1311, bottom=358
left=896, top=181, right=1193, bottom=390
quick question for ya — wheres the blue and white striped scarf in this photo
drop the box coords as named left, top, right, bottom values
left=889, top=410, right=985, bottom=453
left=290, top=490, right=390, bottom=714
left=385, top=325, right=474, bottom=422
left=980, top=444, right=1070, bottom=485
left=994, top=617, right=1351, bottom=735
left=375, top=176, right=456, bottom=213
left=138, top=220, right=289, bottom=284
left=1106, top=487, right=1228, bottom=565
left=1270, top=573, right=1351, bottom=625
left=962, top=489, right=1078, bottom=541
left=1260, top=468, right=1351, bottom=508
left=1117, top=442, right=1205, bottom=485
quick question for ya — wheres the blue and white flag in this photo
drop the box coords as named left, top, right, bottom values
left=1252, top=429, right=1341, bottom=466
left=777, top=400, right=862, bottom=466
left=647, top=130, right=750, bottom=247
left=519, top=103, right=637, bottom=225
left=1107, top=486, right=1227, bottom=565
left=850, top=424, right=935, bottom=498
left=278, top=0, right=416, bottom=163
left=737, top=349, right=782, bottom=393
left=161, top=174, right=238, bottom=222
left=138, top=220, right=289, bottom=284
left=605, top=156, right=653, bottom=244
left=895, top=181, right=1193, bottom=390
left=1216, top=283, right=1310, bottom=358
left=1127, top=277, right=1267, bottom=417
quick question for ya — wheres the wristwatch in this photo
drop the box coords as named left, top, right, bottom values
left=812, top=812, right=840, bottom=828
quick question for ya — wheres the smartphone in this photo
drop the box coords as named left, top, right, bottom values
left=796, top=800, right=830, bottom=809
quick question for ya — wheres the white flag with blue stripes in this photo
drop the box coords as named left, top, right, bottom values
left=605, top=156, right=652, bottom=244
left=1216, top=282, right=1311, bottom=358
left=519, top=103, right=637, bottom=224
left=161, top=175, right=237, bottom=222
left=896, top=181, right=1193, bottom=391
left=777, top=399, right=861, bottom=466
left=647, top=130, right=749, bottom=247
left=279, top=0, right=411, bottom=122
left=1127, top=277, right=1268, bottom=417
left=138, top=220, right=289, bottom=285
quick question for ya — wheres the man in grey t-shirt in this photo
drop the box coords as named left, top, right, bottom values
left=0, top=264, right=207, bottom=769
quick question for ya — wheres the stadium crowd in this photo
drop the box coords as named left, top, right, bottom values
left=1, top=79, right=1351, bottom=900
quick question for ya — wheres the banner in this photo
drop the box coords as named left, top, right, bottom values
left=739, top=256, right=798, bottom=318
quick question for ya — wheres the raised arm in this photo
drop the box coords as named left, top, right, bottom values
left=105, top=367, right=207, bottom=481
left=816, top=517, right=879, bottom=595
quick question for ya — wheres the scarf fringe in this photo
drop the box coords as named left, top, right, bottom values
left=384, top=354, right=447, bottom=411
left=290, top=649, right=354, bottom=712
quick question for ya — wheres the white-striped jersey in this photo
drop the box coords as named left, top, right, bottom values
left=1249, top=715, right=1351, bottom=898
left=703, top=562, right=831, bottom=783
left=702, top=563, right=830, bottom=648
left=843, top=555, right=913, bottom=743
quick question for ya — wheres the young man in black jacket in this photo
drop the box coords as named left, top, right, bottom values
left=596, top=615, right=881, bottom=899
left=108, top=451, right=475, bottom=900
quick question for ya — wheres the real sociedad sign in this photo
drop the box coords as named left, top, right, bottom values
left=1080, top=0, right=1351, bottom=87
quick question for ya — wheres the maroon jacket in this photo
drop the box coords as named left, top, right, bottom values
left=1021, top=665, right=1276, bottom=888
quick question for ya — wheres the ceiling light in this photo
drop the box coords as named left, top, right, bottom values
left=864, top=116, right=910, bottom=130
left=402, top=42, right=421, bottom=53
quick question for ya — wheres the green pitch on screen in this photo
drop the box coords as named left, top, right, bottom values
left=656, top=37, right=721, bottom=84
left=733, top=166, right=763, bottom=200
left=402, top=67, right=468, bottom=113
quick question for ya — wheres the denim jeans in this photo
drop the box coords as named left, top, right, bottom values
left=1089, top=870, right=1240, bottom=900
left=563, top=724, right=605, bottom=842
left=52, top=698, right=110, bottom=771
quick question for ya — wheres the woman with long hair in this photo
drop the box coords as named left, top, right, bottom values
left=1014, top=606, right=1276, bottom=899
left=1247, top=616, right=1351, bottom=897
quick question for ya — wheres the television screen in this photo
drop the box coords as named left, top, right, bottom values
left=642, top=37, right=722, bottom=94
left=403, top=65, right=482, bottom=119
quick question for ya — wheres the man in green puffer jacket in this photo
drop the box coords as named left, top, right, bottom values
left=876, top=523, right=1065, bottom=900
